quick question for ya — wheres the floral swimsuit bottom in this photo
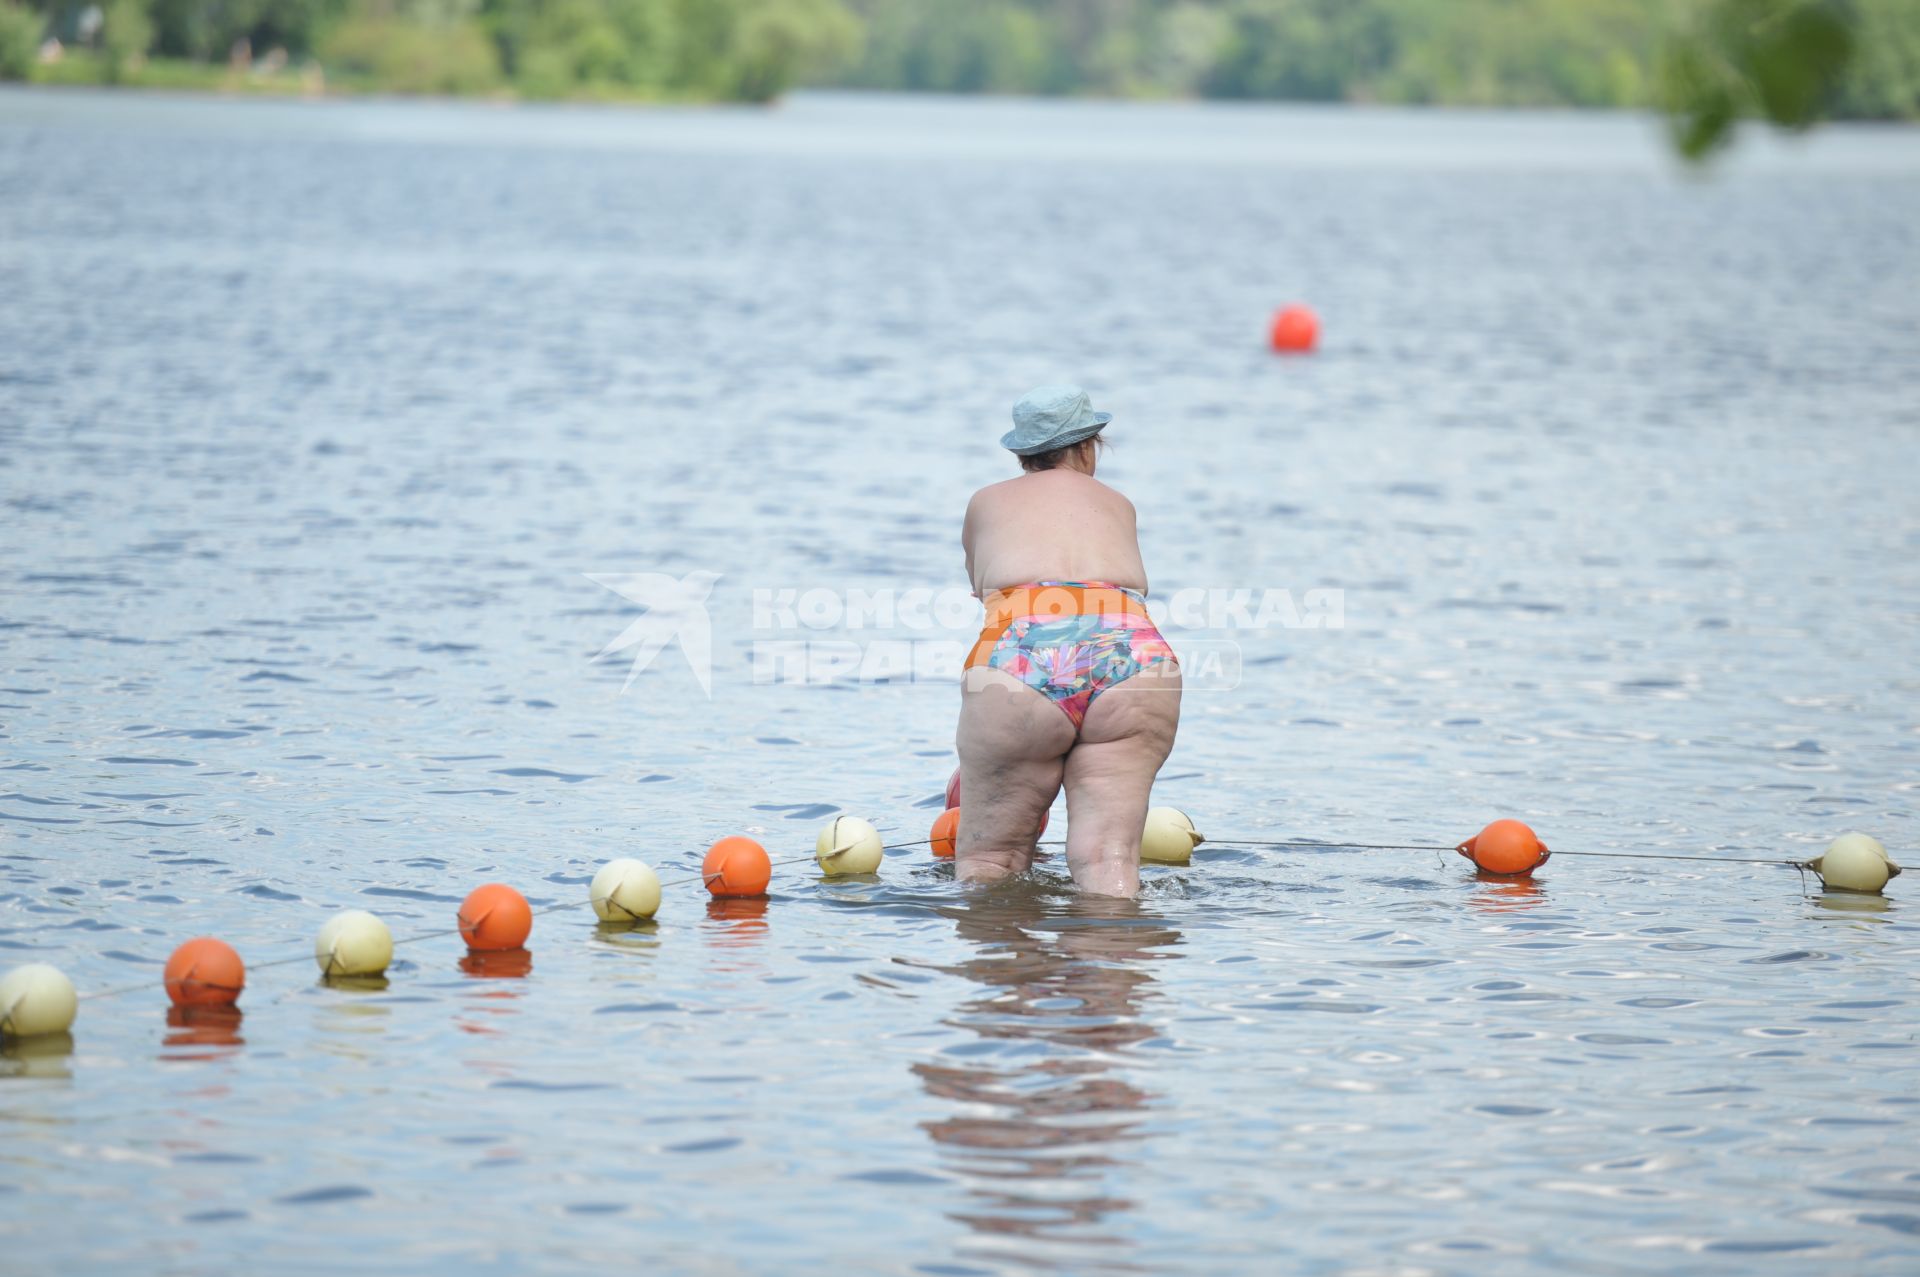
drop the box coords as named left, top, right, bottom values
left=964, top=581, right=1178, bottom=731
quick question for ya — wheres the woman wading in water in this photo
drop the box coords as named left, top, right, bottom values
left=957, top=386, right=1182, bottom=898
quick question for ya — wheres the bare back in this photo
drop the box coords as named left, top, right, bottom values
left=962, top=469, right=1148, bottom=595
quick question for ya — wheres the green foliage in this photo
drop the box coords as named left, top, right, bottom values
left=838, top=0, right=1920, bottom=130
left=1204, top=1, right=1394, bottom=102
left=489, top=0, right=680, bottom=97
left=321, top=12, right=502, bottom=95
left=144, top=0, right=347, bottom=61
left=13, top=0, right=861, bottom=101
left=479, top=0, right=863, bottom=100
left=840, top=0, right=1690, bottom=107
left=1662, top=0, right=1856, bottom=160
left=729, top=0, right=863, bottom=102
left=11, top=0, right=1920, bottom=134
left=0, top=3, right=41, bottom=81
left=840, top=1, right=1049, bottom=93
left=1829, top=0, right=1920, bottom=115
left=1151, top=4, right=1229, bottom=94
left=102, top=0, right=153, bottom=81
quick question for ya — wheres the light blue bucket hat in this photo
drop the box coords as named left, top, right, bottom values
left=1000, top=384, right=1112, bottom=456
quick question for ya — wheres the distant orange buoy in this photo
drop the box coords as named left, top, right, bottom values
left=164, top=937, right=246, bottom=1008
left=1269, top=304, right=1319, bottom=353
left=703, top=836, right=772, bottom=897
left=1456, top=819, right=1551, bottom=876
left=931, top=807, right=960, bottom=858
left=945, top=768, right=962, bottom=810
left=458, top=883, right=533, bottom=951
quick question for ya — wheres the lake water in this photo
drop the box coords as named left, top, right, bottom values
left=2, top=87, right=1918, bottom=1275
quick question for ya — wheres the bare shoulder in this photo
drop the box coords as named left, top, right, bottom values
left=968, top=475, right=1027, bottom=509
left=963, top=479, right=1020, bottom=540
left=1060, top=470, right=1136, bottom=516
left=971, top=470, right=1133, bottom=515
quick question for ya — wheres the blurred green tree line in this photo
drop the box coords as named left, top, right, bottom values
left=1, top=0, right=864, bottom=100
left=834, top=0, right=1916, bottom=122
left=2, top=0, right=1915, bottom=131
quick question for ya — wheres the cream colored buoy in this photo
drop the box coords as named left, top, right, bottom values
left=1810, top=833, right=1902, bottom=895
left=816, top=816, right=884, bottom=875
left=1141, top=808, right=1206, bottom=865
left=591, top=858, right=662, bottom=922
left=314, top=909, right=394, bottom=977
left=0, top=963, right=78, bottom=1039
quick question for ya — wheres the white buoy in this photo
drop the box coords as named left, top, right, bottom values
left=0, top=963, right=78, bottom=1038
left=314, top=910, right=394, bottom=977
left=1141, top=807, right=1206, bottom=866
left=590, top=858, right=662, bottom=922
left=816, top=816, right=884, bottom=875
left=1811, top=833, right=1902, bottom=895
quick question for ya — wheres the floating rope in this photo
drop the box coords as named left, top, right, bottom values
left=46, top=834, right=1830, bottom=1006
left=69, top=845, right=927, bottom=1003
left=1200, top=837, right=1810, bottom=868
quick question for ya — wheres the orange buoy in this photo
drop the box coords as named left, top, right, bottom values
left=1456, top=819, right=1551, bottom=877
left=1269, top=304, right=1319, bottom=353
left=458, top=883, right=533, bottom=951
left=163, top=937, right=246, bottom=1008
left=931, top=807, right=960, bottom=858
left=945, top=768, right=962, bottom=810
left=703, top=836, right=772, bottom=897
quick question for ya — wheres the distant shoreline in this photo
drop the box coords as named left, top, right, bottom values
left=6, top=0, right=1915, bottom=147
left=14, top=71, right=1920, bottom=134
left=19, top=54, right=736, bottom=108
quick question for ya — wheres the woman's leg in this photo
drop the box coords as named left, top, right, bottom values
left=1061, top=664, right=1182, bottom=897
left=955, top=667, right=1075, bottom=884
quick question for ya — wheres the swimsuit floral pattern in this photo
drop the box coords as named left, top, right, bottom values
left=984, top=604, right=1176, bottom=729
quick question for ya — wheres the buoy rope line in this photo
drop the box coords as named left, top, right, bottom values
left=51, top=834, right=1823, bottom=1006
left=1196, top=838, right=1812, bottom=868
left=65, top=846, right=926, bottom=1004
left=1016, top=835, right=1810, bottom=869
left=2, top=822, right=1889, bottom=1040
